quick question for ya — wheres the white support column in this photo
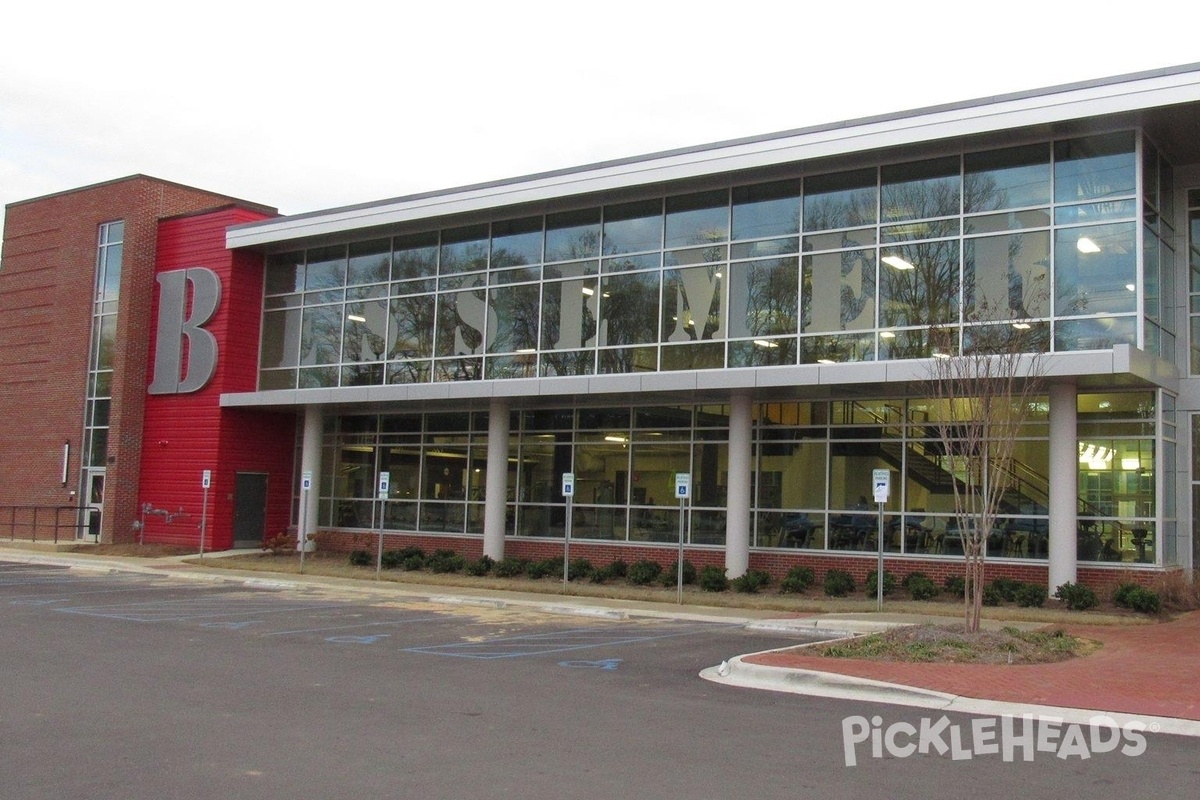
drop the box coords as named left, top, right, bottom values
left=1048, top=382, right=1077, bottom=591
left=299, top=405, right=323, bottom=552
left=725, top=393, right=752, bottom=579
left=483, top=398, right=510, bottom=561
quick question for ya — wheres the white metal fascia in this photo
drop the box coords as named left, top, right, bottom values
left=226, top=69, right=1200, bottom=250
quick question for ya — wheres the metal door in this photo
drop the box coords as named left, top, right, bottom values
left=233, top=472, right=269, bottom=548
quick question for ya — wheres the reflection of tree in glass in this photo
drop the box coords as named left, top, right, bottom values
left=600, top=274, right=659, bottom=347
left=803, top=188, right=875, bottom=231
left=488, top=284, right=540, bottom=353
left=388, top=295, right=435, bottom=360
left=300, top=306, right=342, bottom=366
left=742, top=258, right=798, bottom=336
left=879, top=238, right=959, bottom=328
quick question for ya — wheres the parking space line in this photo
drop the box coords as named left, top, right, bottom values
left=406, top=624, right=718, bottom=660
left=54, top=598, right=345, bottom=622
left=264, top=615, right=446, bottom=637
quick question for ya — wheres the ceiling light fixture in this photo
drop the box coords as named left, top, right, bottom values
left=1076, top=237, right=1101, bottom=254
left=1012, top=322, right=1032, bottom=330
left=882, top=255, right=915, bottom=270
left=347, top=313, right=366, bottom=323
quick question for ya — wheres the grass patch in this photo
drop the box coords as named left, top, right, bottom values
left=816, top=624, right=1096, bottom=664
left=67, top=543, right=197, bottom=558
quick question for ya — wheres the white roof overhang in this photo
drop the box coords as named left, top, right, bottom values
left=226, top=65, right=1200, bottom=251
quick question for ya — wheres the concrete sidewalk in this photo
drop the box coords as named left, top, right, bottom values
left=4, top=543, right=1198, bottom=737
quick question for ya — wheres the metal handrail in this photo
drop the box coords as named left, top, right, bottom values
left=2, top=505, right=93, bottom=544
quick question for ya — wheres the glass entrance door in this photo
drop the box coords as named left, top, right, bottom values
left=83, top=470, right=104, bottom=541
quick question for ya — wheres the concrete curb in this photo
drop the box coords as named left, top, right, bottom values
left=700, top=651, right=1200, bottom=739
left=0, top=550, right=763, bottom=626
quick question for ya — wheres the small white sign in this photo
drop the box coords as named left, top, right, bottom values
left=378, top=471, right=390, bottom=499
left=201, top=470, right=211, bottom=489
left=301, top=470, right=313, bottom=491
left=675, top=473, right=691, bottom=499
left=872, top=468, right=891, bottom=503
left=562, top=473, right=575, bottom=498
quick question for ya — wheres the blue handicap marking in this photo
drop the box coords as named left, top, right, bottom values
left=326, top=634, right=391, bottom=645
left=559, top=658, right=623, bottom=670
left=200, top=620, right=261, bottom=630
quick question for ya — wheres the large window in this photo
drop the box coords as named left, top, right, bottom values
left=260, top=132, right=1154, bottom=389
left=84, top=221, right=123, bottom=469
left=317, top=395, right=1164, bottom=563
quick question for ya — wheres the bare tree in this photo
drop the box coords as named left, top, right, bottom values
left=924, top=296, right=1048, bottom=632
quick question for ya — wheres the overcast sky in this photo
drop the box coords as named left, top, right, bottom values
left=3, top=1, right=1199, bottom=232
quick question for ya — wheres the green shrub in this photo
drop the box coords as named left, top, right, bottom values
left=1014, top=582, right=1047, bottom=608
left=627, top=559, right=664, bottom=586
left=524, top=558, right=558, bottom=580
left=348, top=549, right=371, bottom=567
left=943, top=575, right=966, bottom=596
left=823, top=569, right=855, bottom=597
left=402, top=554, right=425, bottom=571
left=1116, top=585, right=1161, bottom=614
left=906, top=575, right=940, bottom=601
left=465, top=555, right=495, bottom=576
left=396, top=546, right=426, bottom=561
left=567, top=558, right=594, bottom=582
left=1112, top=582, right=1140, bottom=608
left=698, top=565, right=729, bottom=592
left=605, top=559, right=628, bottom=579
left=426, top=549, right=466, bottom=574
left=379, top=549, right=404, bottom=569
left=660, top=560, right=697, bottom=586
left=493, top=557, right=526, bottom=578
left=732, top=569, right=771, bottom=594
left=779, top=565, right=816, bottom=594
left=981, top=583, right=1004, bottom=606
left=865, top=570, right=896, bottom=597
left=1054, top=581, right=1098, bottom=611
left=990, top=577, right=1024, bottom=602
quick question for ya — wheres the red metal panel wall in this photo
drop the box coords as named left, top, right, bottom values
left=138, top=207, right=295, bottom=549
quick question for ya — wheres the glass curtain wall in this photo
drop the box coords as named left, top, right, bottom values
left=259, top=131, right=1160, bottom=391
left=318, top=394, right=1159, bottom=563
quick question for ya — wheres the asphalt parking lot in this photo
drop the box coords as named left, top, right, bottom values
left=2, top=561, right=1196, bottom=800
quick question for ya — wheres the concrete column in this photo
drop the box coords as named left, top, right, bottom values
left=299, top=405, right=323, bottom=552
left=483, top=397, right=510, bottom=561
left=725, top=393, right=752, bottom=578
left=1048, top=382, right=1077, bottom=591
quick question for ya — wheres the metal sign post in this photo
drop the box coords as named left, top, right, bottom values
left=299, top=470, right=312, bottom=574
left=872, top=468, right=891, bottom=611
left=199, top=470, right=211, bottom=559
left=562, top=473, right=574, bottom=587
left=375, top=471, right=390, bottom=576
left=675, top=473, right=691, bottom=604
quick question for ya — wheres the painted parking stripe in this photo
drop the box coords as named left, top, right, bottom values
left=264, top=615, right=446, bottom=637
left=405, top=624, right=718, bottom=660
left=53, top=596, right=344, bottom=622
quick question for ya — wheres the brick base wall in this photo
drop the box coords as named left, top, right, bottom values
left=310, top=529, right=1173, bottom=589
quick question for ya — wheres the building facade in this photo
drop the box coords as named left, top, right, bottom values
left=5, top=66, right=1200, bottom=589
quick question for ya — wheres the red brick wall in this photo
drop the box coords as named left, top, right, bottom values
left=0, top=176, right=275, bottom=543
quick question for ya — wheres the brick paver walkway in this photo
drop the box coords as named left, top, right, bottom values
left=748, top=611, right=1200, bottom=720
